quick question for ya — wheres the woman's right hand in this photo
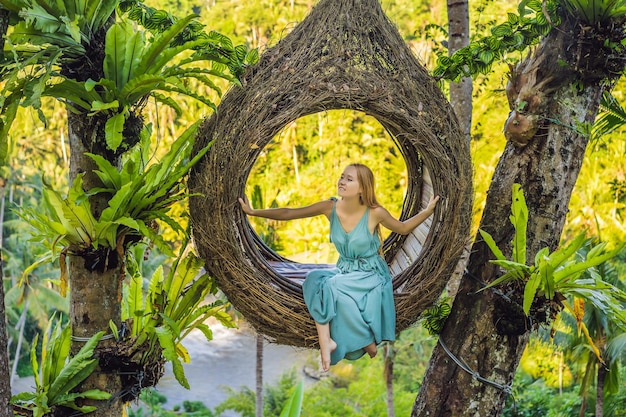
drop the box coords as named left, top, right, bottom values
left=238, top=196, right=254, bottom=215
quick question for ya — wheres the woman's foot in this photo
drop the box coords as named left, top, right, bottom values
left=364, top=342, right=377, bottom=358
left=319, top=338, right=337, bottom=372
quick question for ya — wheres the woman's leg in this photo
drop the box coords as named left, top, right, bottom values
left=315, top=322, right=337, bottom=372
left=364, top=342, right=377, bottom=358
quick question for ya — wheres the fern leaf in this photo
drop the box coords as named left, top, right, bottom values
left=86, top=152, right=122, bottom=190
left=47, top=331, right=104, bottom=403
left=510, top=183, right=528, bottom=264
left=105, top=110, right=127, bottom=152
left=155, top=326, right=189, bottom=388
left=194, top=323, right=213, bottom=342
left=478, top=229, right=506, bottom=260
left=133, top=14, right=199, bottom=77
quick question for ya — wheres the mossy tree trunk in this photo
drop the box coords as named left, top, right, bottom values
left=68, top=104, right=124, bottom=417
left=66, top=113, right=125, bottom=417
left=0, top=6, right=14, bottom=416
left=412, top=14, right=624, bottom=416
left=0, top=237, right=11, bottom=417
left=63, top=17, right=127, bottom=416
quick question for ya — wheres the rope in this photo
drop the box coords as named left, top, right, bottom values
left=466, top=268, right=512, bottom=302
left=438, top=338, right=513, bottom=396
left=71, top=333, right=115, bottom=342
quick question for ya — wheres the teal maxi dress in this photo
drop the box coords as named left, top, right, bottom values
left=302, top=199, right=396, bottom=365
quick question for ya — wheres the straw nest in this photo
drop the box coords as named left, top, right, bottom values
left=189, top=0, right=473, bottom=347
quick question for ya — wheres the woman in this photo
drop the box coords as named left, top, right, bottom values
left=239, top=163, right=439, bottom=371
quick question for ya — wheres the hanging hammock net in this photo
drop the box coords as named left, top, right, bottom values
left=189, top=0, right=473, bottom=347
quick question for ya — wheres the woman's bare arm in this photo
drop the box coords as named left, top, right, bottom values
left=238, top=197, right=333, bottom=220
left=375, top=195, right=440, bottom=235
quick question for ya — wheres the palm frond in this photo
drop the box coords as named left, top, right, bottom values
left=592, top=91, right=626, bottom=140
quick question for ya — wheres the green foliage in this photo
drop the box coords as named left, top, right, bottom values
left=54, top=15, right=243, bottom=151
left=519, top=338, right=574, bottom=387
left=215, top=326, right=436, bottom=417
left=502, top=377, right=582, bottom=417
left=279, top=380, right=304, bottom=417
left=122, top=244, right=236, bottom=389
left=129, top=389, right=216, bottom=417
left=421, top=297, right=451, bottom=335
left=546, top=250, right=626, bottom=405
left=0, top=0, right=115, bottom=158
left=0, top=0, right=117, bottom=58
left=479, top=184, right=626, bottom=322
left=120, top=0, right=259, bottom=79
left=10, top=317, right=111, bottom=417
left=16, top=122, right=208, bottom=282
left=0, top=0, right=257, bottom=157
left=217, top=373, right=305, bottom=417
left=593, top=91, right=626, bottom=140
left=433, top=0, right=559, bottom=81
left=560, top=0, right=626, bottom=24
left=249, top=184, right=283, bottom=251
left=215, top=369, right=296, bottom=417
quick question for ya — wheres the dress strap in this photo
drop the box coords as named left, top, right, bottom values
left=329, top=197, right=337, bottom=242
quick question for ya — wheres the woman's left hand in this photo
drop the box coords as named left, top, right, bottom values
left=427, top=195, right=440, bottom=212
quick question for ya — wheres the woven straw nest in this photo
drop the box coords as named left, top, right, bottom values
left=189, top=0, right=473, bottom=347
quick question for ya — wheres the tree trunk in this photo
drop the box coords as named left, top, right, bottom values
left=10, top=299, right=29, bottom=385
left=596, top=364, right=606, bottom=417
left=412, top=15, right=612, bottom=415
left=0, top=241, right=12, bottom=417
left=67, top=112, right=125, bottom=417
left=447, top=0, right=472, bottom=142
left=384, top=343, right=395, bottom=417
left=1, top=6, right=15, bottom=416
left=445, top=0, right=472, bottom=298
left=256, top=333, right=264, bottom=417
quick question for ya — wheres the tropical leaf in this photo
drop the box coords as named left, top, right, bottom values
left=552, top=244, right=624, bottom=283
left=11, top=318, right=110, bottom=414
left=593, top=91, right=626, bottom=140
left=194, top=323, right=213, bottom=342
left=479, top=229, right=506, bottom=260
left=155, top=326, right=189, bottom=388
left=132, top=14, right=199, bottom=77
left=104, top=21, right=145, bottom=90
left=481, top=184, right=625, bottom=332
left=523, top=269, right=542, bottom=314
left=104, top=109, right=128, bottom=152
left=279, top=380, right=304, bottom=417
left=86, top=152, right=122, bottom=190
left=47, top=331, right=105, bottom=402
left=510, top=183, right=528, bottom=264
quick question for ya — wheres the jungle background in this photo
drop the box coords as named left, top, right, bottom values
left=1, top=0, right=625, bottom=416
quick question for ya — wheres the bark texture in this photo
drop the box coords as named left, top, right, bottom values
left=412, top=13, right=620, bottom=415
left=597, top=365, right=606, bottom=417
left=447, top=0, right=472, bottom=142
left=1, top=6, right=14, bottom=417
left=0, top=250, right=12, bottom=417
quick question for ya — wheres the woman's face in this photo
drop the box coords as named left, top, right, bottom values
left=337, top=166, right=361, bottom=198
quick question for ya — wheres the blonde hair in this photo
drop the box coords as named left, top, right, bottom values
left=348, top=163, right=380, bottom=208
left=347, top=163, right=384, bottom=252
